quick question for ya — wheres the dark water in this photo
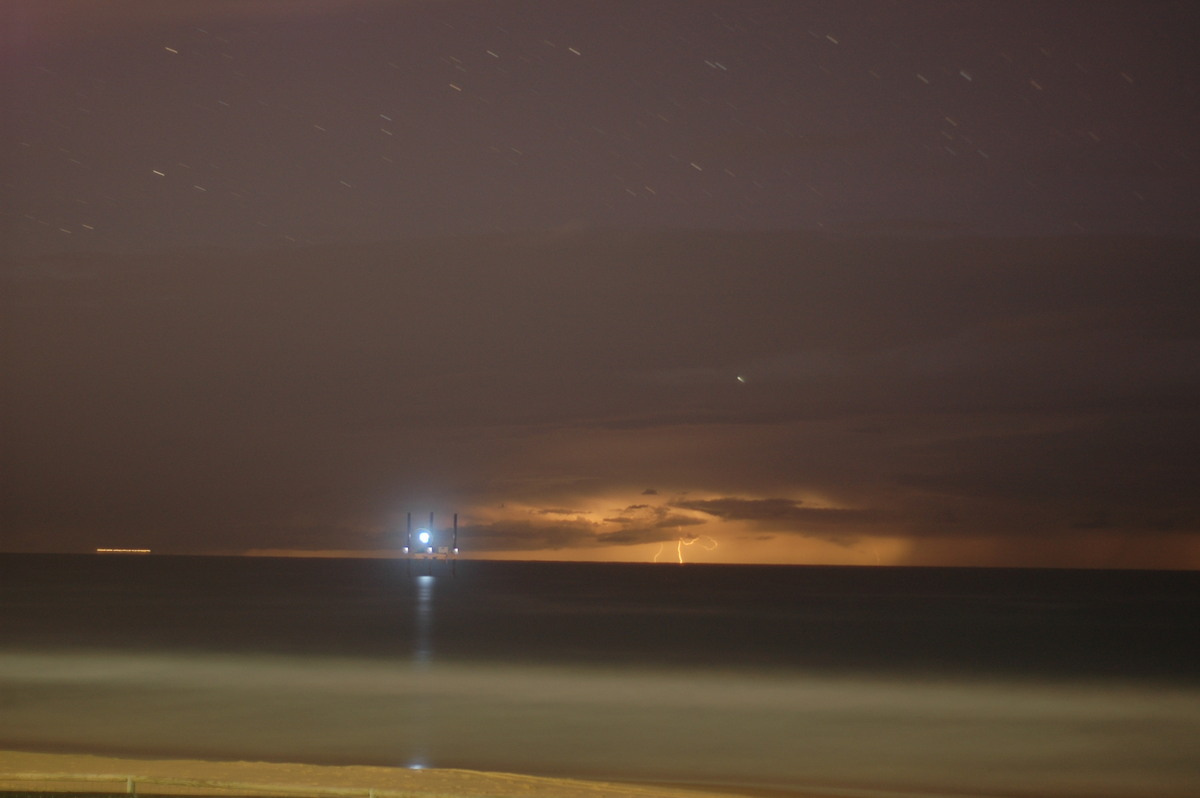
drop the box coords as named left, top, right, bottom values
left=3, top=555, right=1198, bottom=681
left=3, top=555, right=1200, bottom=795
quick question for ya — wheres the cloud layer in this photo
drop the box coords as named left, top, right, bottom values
left=2, top=231, right=1198, bottom=566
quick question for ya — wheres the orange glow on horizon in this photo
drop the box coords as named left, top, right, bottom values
left=232, top=535, right=1200, bottom=570
left=229, top=492, right=1200, bottom=570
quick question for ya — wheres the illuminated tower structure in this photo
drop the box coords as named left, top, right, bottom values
left=403, top=512, right=459, bottom=574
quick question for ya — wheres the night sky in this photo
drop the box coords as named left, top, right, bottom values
left=3, top=1, right=1198, bottom=566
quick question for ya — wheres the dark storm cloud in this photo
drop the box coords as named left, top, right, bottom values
left=13, top=231, right=1192, bottom=443
left=672, top=498, right=879, bottom=546
left=600, top=503, right=707, bottom=533
left=3, top=230, right=1196, bottom=558
left=596, top=525, right=707, bottom=547
left=674, top=498, right=808, bottom=520
left=465, top=502, right=706, bottom=553
left=892, top=412, right=1200, bottom=534
left=673, top=498, right=876, bottom=526
left=457, top=520, right=600, bottom=553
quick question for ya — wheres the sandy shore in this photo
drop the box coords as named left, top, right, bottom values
left=0, top=751, right=837, bottom=798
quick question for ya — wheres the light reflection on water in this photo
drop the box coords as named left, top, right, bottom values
left=413, top=575, right=435, bottom=667
left=406, top=574, right=436, bottom=769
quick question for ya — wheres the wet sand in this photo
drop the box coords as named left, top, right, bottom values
left=0, top=750, right=828, bottom=798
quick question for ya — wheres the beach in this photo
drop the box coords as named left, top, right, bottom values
left=0, top=750, right=805, bottom=798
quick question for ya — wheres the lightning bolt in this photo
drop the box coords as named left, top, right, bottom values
left=674, top=534, right=718, bottom=564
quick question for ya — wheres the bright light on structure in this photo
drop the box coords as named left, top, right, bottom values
left=402, top=512, right=459, bottom=567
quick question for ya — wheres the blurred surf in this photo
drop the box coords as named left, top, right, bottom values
left=2, top=555, right=1199, bottom=795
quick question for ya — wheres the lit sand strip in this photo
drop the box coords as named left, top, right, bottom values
left=0, top=751, right=829, bottom=798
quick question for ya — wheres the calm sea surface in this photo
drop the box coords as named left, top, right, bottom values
left=3, top=555, right=1199, bottom=795
left=3, top=555, right=1197, bottom=679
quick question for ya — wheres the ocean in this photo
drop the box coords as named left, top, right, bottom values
left=2, top=554, right=1199, bottom=796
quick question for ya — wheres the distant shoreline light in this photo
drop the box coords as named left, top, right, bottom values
left=95, top=548, right=152, bottom=554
